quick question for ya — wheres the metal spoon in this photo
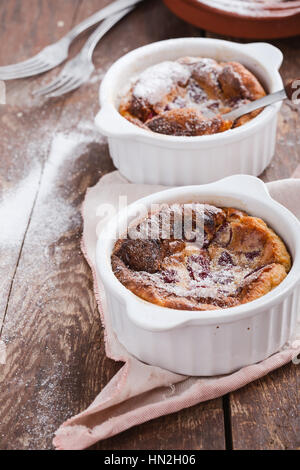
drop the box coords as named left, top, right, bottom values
left=222, top=79, right=299, bottom=121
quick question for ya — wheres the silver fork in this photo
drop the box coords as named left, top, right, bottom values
left=33, top=7, right=133, bottom=98
left=0, top=0, right=143, bottom=80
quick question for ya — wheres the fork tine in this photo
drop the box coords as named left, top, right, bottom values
left=48, top=78, right=82, bottom=97
left=33, top=76, right=70, bottom=96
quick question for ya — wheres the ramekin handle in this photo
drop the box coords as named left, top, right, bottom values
left=243, top=43, right=283, bottom=70
left=216, top=175, right=271, bottom=199
left=95, top=105, right=135, bottom=138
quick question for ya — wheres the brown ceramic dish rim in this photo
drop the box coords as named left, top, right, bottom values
left=184, top=0, right=300, bottom=19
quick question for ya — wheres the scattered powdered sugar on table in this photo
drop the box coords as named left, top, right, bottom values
left=0, top=340, right=6, bottom=364
left=0, top=128, right=104, bottom=448
left=0, top=164, right=40, bottom=247
left=88, top=68, right=106, bottom=85
left=23, top=129, right=106, bottom=254
left=0, top=72, right=109, bottom=447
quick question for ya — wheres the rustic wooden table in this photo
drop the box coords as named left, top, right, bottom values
left=0, top=0, right=299, bottom=451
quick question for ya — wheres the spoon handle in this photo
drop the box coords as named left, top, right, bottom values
left=223, top=88, right=287, bottom=122
left=223, top=78, right=300, bottom=122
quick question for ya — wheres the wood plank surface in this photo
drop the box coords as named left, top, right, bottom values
left=261, top=36, right=300, bottom=182
left=204, top=31, right=300, bottom=451
left=0, top=0, right=82, bottom=330
left=0, top=0, right=226, bottom=450
left=0, top=0, right=298, bottom=451
left=230, top=363, right=300, bottom=450
left=222, top=35, right=300, bottom=451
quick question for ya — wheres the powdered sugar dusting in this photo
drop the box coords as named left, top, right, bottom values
left=0, top=165, right=40, bottom=247
left=134, top=244, right=252, bottom=301
left=113, top=204, right=263, bottom=307
left=113, top=202, right=291, bottom=309
left=133, top=61, right=191, bottom=105
left=120, top=55, right=263, bottom=133
left=0, top=72, right=110, bottom=447
left=129, top=203, right=222, bottom=241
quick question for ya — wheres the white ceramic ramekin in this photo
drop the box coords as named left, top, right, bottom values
left=95, top=38, right=283, bottom=185
left=96, top=175, right=300, bottom=376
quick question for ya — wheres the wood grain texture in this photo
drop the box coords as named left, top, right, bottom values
left=261, top=36, right=300, bottom=182
left=204, top=32, right=300, bottom=451
left=230, top=37, right=300, bottom=449
left=0, top=0, right=298, bottom=451
left=0, top=0, right=82, bottom=329
left=228, top=36, right=300, bottom=450
left=0, top=0, right=226, bottom=450
left=230, top=363, right=300, bottom=450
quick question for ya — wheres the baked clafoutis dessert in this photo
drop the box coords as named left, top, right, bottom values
left=112, top=204, right=291, bottom=311
left=119, top=57, right=266, bottom=137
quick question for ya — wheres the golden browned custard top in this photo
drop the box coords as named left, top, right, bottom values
left=111, top=204, right=291, bottom=311
left=119, top=57, right=266, bottom=137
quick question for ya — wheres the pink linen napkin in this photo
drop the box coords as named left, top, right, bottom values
left=54, top=172, right=300, bottom=450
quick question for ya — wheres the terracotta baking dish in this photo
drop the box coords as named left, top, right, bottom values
left=163, top=0, right=300, bottom=39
